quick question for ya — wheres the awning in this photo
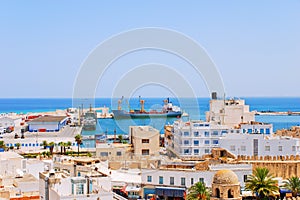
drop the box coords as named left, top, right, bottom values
left=155, top=186, right=186, bottom=197
left=126, top=185, right=141, bottom=192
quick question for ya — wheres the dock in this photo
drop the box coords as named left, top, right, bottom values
left=255, top=111, right=300, bottom=116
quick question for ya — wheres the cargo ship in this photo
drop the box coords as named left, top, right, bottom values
left=112, top=98, right=182, bottom=118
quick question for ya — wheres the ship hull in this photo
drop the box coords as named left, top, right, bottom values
left=112, top=110, right=182, bottom=119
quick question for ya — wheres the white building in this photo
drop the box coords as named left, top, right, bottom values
left=129, top=126, right=160, bottom=156
left=167, top=120, right=229, bottom=158
left=219, top=133, right=300, bottom=156
left=0, top=152, right=44, bottom=199
left=206, top=98, right=255, bottom=128
left=39, top=171, right=113, bottom=200
left=239, top=122, right=273, bottom=134
left=0, top=117, right=15, bottom=129
left=27, top=116, right=68, bottom=132
left=141, top=164, right=252, bottom=199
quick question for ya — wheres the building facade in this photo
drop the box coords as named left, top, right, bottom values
left=220, top=133, right=300, bottom=156
left=27, top=116, right=68, bottom=132
left=129, top=126, right=160, bottom=156
left=167, top=120, right=229, bottom=158
left=206, top=99, right=255, bottom=128
left=141, top=164, right=252, bottom=199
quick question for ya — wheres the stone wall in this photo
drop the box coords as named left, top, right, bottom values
left=237, top=155, right=300, bottom=179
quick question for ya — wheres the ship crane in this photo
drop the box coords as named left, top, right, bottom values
left=140, top=100, right=145, bottom=113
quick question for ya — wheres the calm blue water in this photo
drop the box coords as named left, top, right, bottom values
left=1, top=97, right=300, bottom=135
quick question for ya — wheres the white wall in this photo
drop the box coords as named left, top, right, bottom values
left=28, top=124, right=59, bottom=131
left=219, top=133, right=300, bottom=156
left=142, top=164, right=252, bottom=188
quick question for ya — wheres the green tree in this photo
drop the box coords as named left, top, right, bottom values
left=118, top=134, right=123, bottom=143
left=0, top=141, right=6, bottom=150
left=48, top=142, right=55, bottom=155
left=75, top=134, right=82, bottom=156
left=16, top=143, right=21, bottom=150
left=187, top=181, right=210, bottom=200
left=42, top=140, right=48, bottom=149
left=283, top=176, right=300, bottom=197
left=245, top=167, right=278, bottom=199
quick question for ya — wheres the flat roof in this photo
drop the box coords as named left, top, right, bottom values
left=29, top=116, right=67, bottom=123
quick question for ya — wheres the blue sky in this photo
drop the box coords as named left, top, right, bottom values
left=0, top=1, right=299, bottom=98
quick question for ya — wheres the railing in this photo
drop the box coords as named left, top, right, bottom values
left=113, top=192, right=128, bottom=200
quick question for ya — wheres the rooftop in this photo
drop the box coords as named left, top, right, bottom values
left=28, top=116, right=67, bottom=123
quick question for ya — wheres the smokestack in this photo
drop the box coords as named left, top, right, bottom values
left=211, top=92, right=217, bottom=100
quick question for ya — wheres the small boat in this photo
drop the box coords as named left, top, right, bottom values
left=112, top=98, right=182, bottom=119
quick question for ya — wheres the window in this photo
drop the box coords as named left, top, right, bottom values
left=221, top=130, right=228, bottom=135
left=181, top=177, right=186, bottom=186
left=204, top=149, right=210, bottom=154
left=241, top=146, right=246, bottom=151
left=244, top=175, right=248, bottom=182
left=147, top=176, right=152, bottom=182
left=100, top=152, right=108, bottom=157
left=248, top=129, right=252, bottom=133
left=76, top=183, right=84, bottom=195
left=265, top=146, right=270, bottom=151
left=292, top=146, right=296, bottom=151
left=184, top=149, right=189, bottom=154
left=204, top=131, right=209, bottom=137
left=205, top=140, right=210, bottom=145
left=142, top=149, right=150, bottom=155
left=266, top=128, right=270, bottom=134
left=194, top=149, right=199, bottom=155
left=159, top=176, right=164, bottom=184
left=212, top=140, right=219, bottom=145
left=170, top=177, right=174, bottom=185
left=278, top=146, right=282, bottom=151
left=116, top=151, right=122, bottom=156
left=191, top=178, right=194, bottom=185
left=212, top=131, right=218, bottom=136
left=194, top=140, right=199, bottom=146
left=194, top=132, right=199, bottom=137
left=184, top=132, right=190, bottom=136
left=199, top=178, right=204, bottom=183
left=142, top=139, right=149, bottom=143
left=260, top=128, right=264, bottom=134
left=205, top=124, right=209, bottom=127
left=230, top=145, right=235, bottom=151
left=184, top=140, right=189, bottom=145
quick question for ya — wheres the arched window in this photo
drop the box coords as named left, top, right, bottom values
left=228, top=189, right=234, bottom=198
left=216, top=188, right=220, bottom=198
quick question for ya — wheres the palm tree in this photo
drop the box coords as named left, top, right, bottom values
left=48, top=142, right=55, bottom=155
left=245, top=167, right=278, bottom=199
left=16, top=143, right=21, bottom=150
left=75, top=134, right=82, bottom=156
left=58, top=142, right=65, bottom=155
left=283, top=176, right=300, bottom=197
left=187, top=181, right=210, bottom=200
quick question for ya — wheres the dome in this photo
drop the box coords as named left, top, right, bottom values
left=213, top=169, right=239, bottom=184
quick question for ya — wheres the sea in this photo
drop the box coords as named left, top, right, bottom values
left=1, top=97, right=300, bottom=147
